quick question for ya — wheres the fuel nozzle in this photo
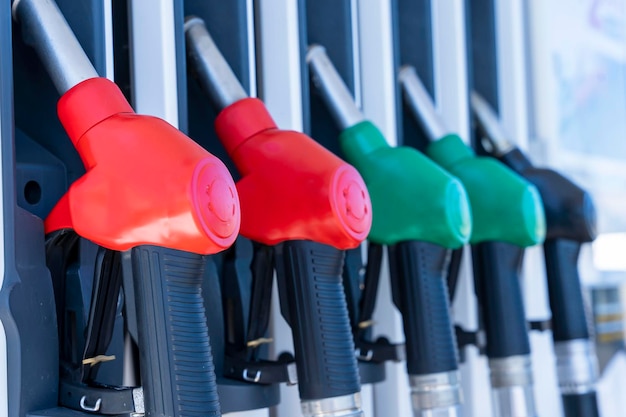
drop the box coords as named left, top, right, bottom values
left=470, top=93, right=601, bottom=417
left=397, top=65, right=449, bottom=142
left=14, top=2, right=240, bottom=417
left=400, top=68, right=545, bottom=417
left=308, top=45, right=470, bottom=417
left=470, top=92, right=516, bottom=156
left=185, top=18, right=372, bottom=417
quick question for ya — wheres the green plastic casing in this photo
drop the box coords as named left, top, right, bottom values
left=426, top=134, right=546, bottom=246
left=338, top=121, right=471, bottom=248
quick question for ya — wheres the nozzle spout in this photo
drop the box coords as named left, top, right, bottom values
left=306, top=44, right=365, bottom=131
left=398, top=65, right=449, bottom=141
left=12, top=0, right=99, bottom=95
left=185, top=16, right=248, bottom=110
left=470, top=92, right=515, bottom=156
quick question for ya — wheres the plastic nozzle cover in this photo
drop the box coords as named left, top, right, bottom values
left=426, top=134, right=546, bottom=247
left=339, top=121, right=471, bottom=248
left=499, top=151, right=597, bottom=242
left=45, top=77, right=241, bottom=254
left=214, top=98, right=372, bottom=249
left=470, top=92, right=596, bottom=241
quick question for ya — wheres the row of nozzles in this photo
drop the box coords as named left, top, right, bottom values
left=8, top=1, right=601, bottom=417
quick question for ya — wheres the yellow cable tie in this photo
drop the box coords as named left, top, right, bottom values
left=82, top=355, right=116, bottom=366
left=247, top=337, right=274, bottom=348
left=358, top=320, right=376, bottom=329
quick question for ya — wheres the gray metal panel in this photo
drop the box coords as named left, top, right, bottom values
left=7, top=1, right=121, bottom=415
left=2, top=1, right=61, bottom=415
left=393, top=0, right=434, bottom=150
left=467, top=0, right=499, bottom=116
left=302, top=0, right=356, bottom=157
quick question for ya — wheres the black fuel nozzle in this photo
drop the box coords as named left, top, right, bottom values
left=471, top=91, right=601, bottom=416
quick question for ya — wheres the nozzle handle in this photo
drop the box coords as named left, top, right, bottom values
left=275, top=240, right=361, bottom=401
left=398, top=66, right=449, bottom=141
left=491, top=148, right=595, bottom=342
left=388, top=241, right=459, bottom=375
left=544, top=239, right=590, bottom=342
left=473, top=242, right=531, bottom=359
left=307, top=45, right=365, bottom=130
left=12, top=0, right=99, bottom=95
left=185, top=17, right=248, bottom=110
left=130, top=245, right=221, bottom=417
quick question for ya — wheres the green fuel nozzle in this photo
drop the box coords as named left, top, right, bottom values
left=400, top=67, right=545, bottom=417
left=307, top=45, right=471, bottom=248
left=308, top=45, right=471, bottom=417
left=399, top=66, right=546, bottom=247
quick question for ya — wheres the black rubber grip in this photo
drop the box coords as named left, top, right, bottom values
left=274, top=240, right=360, bottom=401
left=472, top=242, right=531, bottom=359
left=562, top=392, right=600, bottom=417
left=388, top=241, right=459, bottom=375
left=130, top=245, right=221, bottom=417
left=447, top=247, right=464, bottom=303
left=544, top=239, right=590, bottom=342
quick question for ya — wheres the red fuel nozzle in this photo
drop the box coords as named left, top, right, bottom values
left=45, top=77, right=241, bottom=255
left=215, top=98, right=371, bottom=249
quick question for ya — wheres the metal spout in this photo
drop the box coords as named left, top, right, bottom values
left=489, top=355, right=537, bottom=417
left=184, top=16, right=248, bottom=110
left=398, top=65, right=449, bottom=142
left=306, top=44, right=365, bottom=131
left=12, top=0, right=99, bottom=95
left=470, top=92, right=515, bottom=156
left=410, top=371, right=464, bottom=417
left=554, top=339, right=599, bottom=395
left=301, top=393, right=364, bottom=417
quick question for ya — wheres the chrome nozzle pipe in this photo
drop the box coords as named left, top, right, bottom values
left=12, top=0, right=99, bottom=95
left=306, top=44, right=365, bottom=131
left=554, top=339, right=599, bottom=395
left=184, top=16, right=248, bottom=110
left=470, top=92, right=515, bottom=156
left=301, top=393, right=364, bottom=417
left=489, top=355, right=537, bottom=417
left=410, top=371, right=464, bottom=417
left=398, top=65, right=449, bottom=142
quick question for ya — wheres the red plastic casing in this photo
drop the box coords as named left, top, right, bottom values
left=45, top=77, right=240, bottom=255
left=214, top=98, right=372, bottom=250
